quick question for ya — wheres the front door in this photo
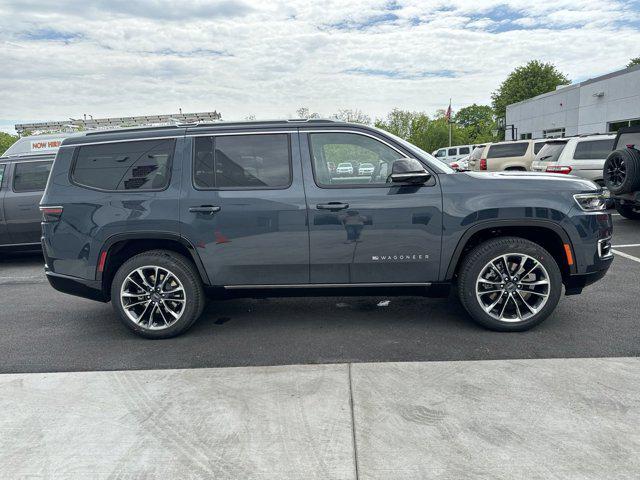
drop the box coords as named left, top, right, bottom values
left=180, top=131, right=309, bottom=286
left=4, top=159, right=53, bottom=245
left=300, top=130, right=442, bottom=284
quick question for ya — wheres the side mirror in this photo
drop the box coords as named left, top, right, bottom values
left=389, top=158, right=431, bottom=184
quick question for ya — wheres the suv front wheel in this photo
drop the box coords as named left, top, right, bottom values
left=111, top=250, right=205, bottom=338
left=457, top=237, right=562, bottom=331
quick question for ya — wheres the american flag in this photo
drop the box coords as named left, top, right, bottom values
left=444, top=100, right=452, bottom=121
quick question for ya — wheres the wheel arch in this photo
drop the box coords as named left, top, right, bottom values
left=98, top=232, right=210, bottom=300
left=445, top=220, right=576, bottom=282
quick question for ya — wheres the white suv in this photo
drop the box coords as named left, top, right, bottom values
left=531, top=134, right=615, bottom=185
left=433, top=145, right=474, bottom=163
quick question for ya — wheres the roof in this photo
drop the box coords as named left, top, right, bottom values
left=1, top=132, right=84, bottom=159
left=507, top=63, right=640, bottom=109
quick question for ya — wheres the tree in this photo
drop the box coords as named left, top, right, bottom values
left=331, top=108, right=371, bottom=124
left=296, top=107, right=320, bottom=119
left=0, top=132, right=18, bottom=155
left=628, top=57, right=640, bottom=68
left=491, top=60, right=570, bottom=119
left=454, top=104, right=496, bottom=143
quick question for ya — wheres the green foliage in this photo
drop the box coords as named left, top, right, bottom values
left=375, top=109, right=470, bottom=153
left=0, top=132, right=18, bottom=155
left=628, top=57, right=640, bottom=68
left=331, top=108, right=371, bottom=124
left=454, top=104, right=496, bottom=144
left=491, top=60, right=570, bottom=119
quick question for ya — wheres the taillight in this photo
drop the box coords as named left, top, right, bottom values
left=546, top=165, right=572, bottom=174
left=40, top=205, right=63, bottom=222
left=451, top=162, right=459, bottom=170
left=480, top=159, right=487, bottom=170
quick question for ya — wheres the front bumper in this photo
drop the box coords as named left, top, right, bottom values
left=564, top=259, right=612, bottom=295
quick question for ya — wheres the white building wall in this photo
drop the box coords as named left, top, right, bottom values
left=505, top=65, right=640, bottom=140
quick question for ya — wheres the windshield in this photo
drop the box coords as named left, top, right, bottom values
left=382, top=130, right=455, bottom=173
left=535, top=142, right=566, bottom=163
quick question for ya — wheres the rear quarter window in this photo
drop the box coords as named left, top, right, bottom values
left=72, top=139, right=175, bottom=191
left=459, top=146, right=470, bottom=155
left=615, top=132, right=640, bottom=150
left=487, top=142, right=528, bottom=158
left=573, top=139, right=615, bottom=160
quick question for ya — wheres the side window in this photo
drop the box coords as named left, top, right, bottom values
left=73, top=139, right=174, bottom=191
left=533, top=142, right=545, bottom=154
left=434, top=149, right=446, bottom=158
left=447, top=148, right=457, bottom=156
left=573, top=139, right=615, bottom=160
left=0, top=164, right=5, bottom=188
left=309, top=132, right=402, bottom=187
left=459, top=147, right=470, bottom=155
left=487, top=142, right=529, bottom=158
left=193, top=134, right=291, bottom=189
left=13, top=161, right=52, bottom=192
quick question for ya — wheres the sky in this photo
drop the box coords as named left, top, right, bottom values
left=0, top=0, right=639, bottom=133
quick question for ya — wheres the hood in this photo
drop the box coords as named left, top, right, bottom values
left=463, top=171, right=599, bottom=192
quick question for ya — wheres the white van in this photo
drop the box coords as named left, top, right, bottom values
left=432, top=145, right=474, bottom=163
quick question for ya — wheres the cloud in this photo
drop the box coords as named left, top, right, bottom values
left=0, top=0, right=639, bottom=132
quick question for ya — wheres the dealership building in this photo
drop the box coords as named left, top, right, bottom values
left=505, top=64, right=640, bottom=140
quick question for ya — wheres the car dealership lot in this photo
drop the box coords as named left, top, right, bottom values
left=1, top=214, right=639, bottom=478
left=0, top=214, right=638, bottom=374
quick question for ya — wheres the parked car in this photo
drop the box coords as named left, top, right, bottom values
left=433, top=145, right=473, bottom=163
left=0, top=133, right=78, bottom=252
left=603, top=126, right=640, bottom=219
left=336, top=162, right=354, bottom=175
left=358, top=162, right=375, bottom=176
left=468, top=139, right=547, bottom=172
left=41, top=119, right=612, bottom=338
left=449, top=155, right=469, bottom=171
left=531, top=135, right=615, bottom=187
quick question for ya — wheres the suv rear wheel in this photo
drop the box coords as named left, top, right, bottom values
left=457, top=237, right=562, bottom=331
left=111, top=250, right=205, bottom=338
left=604, top=148, right=640, bottom=195
left=615, top=202, right=640, bottom=220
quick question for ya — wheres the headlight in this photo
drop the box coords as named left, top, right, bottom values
left=573, top=193, right=606, bottom=211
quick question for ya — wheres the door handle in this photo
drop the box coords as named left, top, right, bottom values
left=316, top=202, right=349, bottom=211
left=189, top=205, right=221, bottom=215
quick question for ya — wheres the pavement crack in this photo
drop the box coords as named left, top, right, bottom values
left=348, top=363, right=360, bottom=480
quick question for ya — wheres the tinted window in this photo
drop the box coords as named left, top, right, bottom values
left=0, top=164, right=5, bottom=188
left=73, top=139, right=174, bottom=191
left=573, top=139, right=615, bottom=160
left=533, top=142, right=545, bottom=154
left=447, top=148, right=457, bottom=156
left=309, top=132, right=401, bottom=186
left=13, top=161, right=52, bottom=192
left=536, top=142, right=567, bottom=163
left=487, top=142, right=528, bottom=158
left=617, top=132, right=640, bottom=149
left=435, top=149, right=446, bottom=158
left=194, top=134, right=290, bottom=189
left=459, top=147, right=470, bottom=155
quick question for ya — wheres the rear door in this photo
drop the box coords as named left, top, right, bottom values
left=570, top=138, right=615, bottom=182
left=0, top=162, right=9, bottom=245
left=4, top=159, right=53, bottom=245
left=180, top=130, right=309, bottom=286
left=300, top=129, right=442, bottom=284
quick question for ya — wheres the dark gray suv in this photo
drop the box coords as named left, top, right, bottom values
left=41, top=120, right=613, bottom=338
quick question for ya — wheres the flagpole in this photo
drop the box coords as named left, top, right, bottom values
left=448, top=98, right=452, bottom=147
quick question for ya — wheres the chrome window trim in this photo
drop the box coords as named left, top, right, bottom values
left=224, top=282, right=432, bottom=289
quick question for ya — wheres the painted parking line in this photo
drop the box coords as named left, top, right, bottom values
left=612, top=249, right=640, bottom=264
left=612, top=243, right=640, bottom=248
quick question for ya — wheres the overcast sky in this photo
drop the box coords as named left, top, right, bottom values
left=1, top=0, right=639, bottom=133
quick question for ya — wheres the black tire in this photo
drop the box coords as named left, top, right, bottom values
left=111, top=249, right=205, bottom=339
left=615, top=202, right=640, bottom=220
left=457, top=237, right=562, bottom=332
left=603, top=148, right=640, bottom=195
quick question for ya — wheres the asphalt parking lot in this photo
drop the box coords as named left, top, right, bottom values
left=1, top=215, right=638, bottom=374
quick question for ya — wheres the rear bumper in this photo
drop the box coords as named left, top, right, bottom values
left=45, top=270, right=108, bottom=302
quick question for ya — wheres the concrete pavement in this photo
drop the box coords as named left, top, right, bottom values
left=2, top=357, right=639, bottom=479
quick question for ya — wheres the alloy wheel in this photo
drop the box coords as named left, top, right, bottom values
left=120, top=265, right=186, bottom=330
left=475, top=253, right=550, bottom=323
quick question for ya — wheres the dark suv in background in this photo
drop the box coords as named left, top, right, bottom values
left=41, top=120, right=613, bottom=338
left=604, top=126, right=640, bottom=220
left=0, top=134, right=75, bottom=252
